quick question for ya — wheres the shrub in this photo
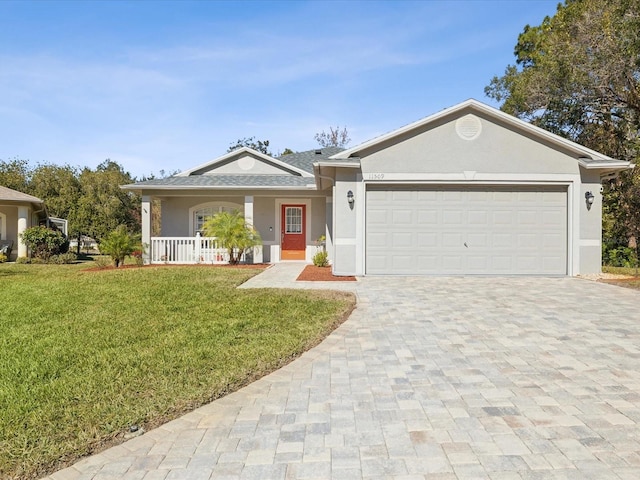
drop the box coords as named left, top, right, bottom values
left=93, top=256, right=113, bottom=269
left=99, top=226, right=141, bottom=267
left=16, top=256, right=30, bottom=264
left=603, top=245, right=638, bottom=268
left=312, top=250, right=329, bottom=267
left=20, top=226, right=68, bottom=261
left=0, top=253, right=7, bottom=263
left=203, top=211, right=262, bottom=265
left=49, top=252, right=78, bottom=264
left=132, top=249, right=144, bottom=266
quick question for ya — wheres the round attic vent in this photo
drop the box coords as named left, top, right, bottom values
left=455, top=114, right=482, bottom=140
left=238, top=156, right=255, bottom=171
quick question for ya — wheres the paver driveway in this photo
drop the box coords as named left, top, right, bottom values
left=45, top=273, right=640, bottom=480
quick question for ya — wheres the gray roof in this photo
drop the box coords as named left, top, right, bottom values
left=277, top=147, right=345, bottom=173
left=128, top=175, right=316, bottom=189
left=125, top=147, right=347, bottom=190
left=0, top=186, right=44, bottom=204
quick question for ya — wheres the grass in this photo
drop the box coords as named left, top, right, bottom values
left=602, top=265, right=640, bottom=277
left=601, top=265, right=640, bottom=290
left=0, top=263, right=355, bottom=479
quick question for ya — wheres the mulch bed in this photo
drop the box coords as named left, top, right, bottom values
left=296, top=265, right=357, bottom=282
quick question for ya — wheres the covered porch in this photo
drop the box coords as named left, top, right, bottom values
left=139, top=191, right=331, bottom=265
left=148, top=236, right=251, bottom=264
left=0, top=186, right=48, bottom=260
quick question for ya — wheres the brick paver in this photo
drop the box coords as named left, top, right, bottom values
left=43, top=266, right=640, bottom=479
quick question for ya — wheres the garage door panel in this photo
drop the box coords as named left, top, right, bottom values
left=442, top=190, right=464, bottom=201
left=468, top=255, right=488, bottom=271
left=443, top=210, right=463, bottom=224
left=543, top=233, right=564, bottom=248
left=492, top=256, right=514, bottom=271
left=391, top=255, right=414, bottom=270
left=367, top=209, right=389, bottom=225
left=467, top=233, right=488, bottom=246
left=543, top=210, right=564, bottom=225
left=468, top=210, right=488, bottom=224
left=517, top=256, right=539, bottom=270
left=517, top=234, right=538, bottom=248
left=366, top=185, right=567, bottom=275
left=493, top=210, right=514, bottom=225
left=442, top=255, right=464, bottom=271
left=517, top=191, right=538, bottom=202
left=367, top=232, right=389, bottom=248
left=392, top=210, right=413, bottom=225
left=417, top=233, right=438, bottom=247
left=418, top=210, right=438, bottom=223
left=392, top=191, right=413, bottom=201
left=442, top=232, right=464, bottom=245
left=392, top=232, right=413, bottom=247
left=417, top=191, right=438, bottom=201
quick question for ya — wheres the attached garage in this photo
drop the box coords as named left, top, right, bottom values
left=315, top=99, right=632, bottom=276
left=365, top=184, right=568, bottom=275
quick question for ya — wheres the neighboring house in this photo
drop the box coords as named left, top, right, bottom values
left=123, top=99, right=633, bottom=276
left=0, top=186, right=49, bottom=260
left=69, top=235, right=99, bottom=252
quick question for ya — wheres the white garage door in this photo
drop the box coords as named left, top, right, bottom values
left=366, top=185, right=568, bottom=275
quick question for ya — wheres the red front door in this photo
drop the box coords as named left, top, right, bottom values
left=281, top=204, right=306, bottom=260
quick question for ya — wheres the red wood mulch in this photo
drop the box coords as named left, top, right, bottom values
left=296, top=265, right=356, bottom=282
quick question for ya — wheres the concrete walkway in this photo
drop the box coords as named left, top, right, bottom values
left=44, top=266, right=640, bottom=479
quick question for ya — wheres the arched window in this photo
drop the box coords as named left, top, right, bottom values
left=190, top=202, right=243, bottom=236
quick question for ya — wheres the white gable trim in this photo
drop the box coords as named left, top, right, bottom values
left=177, top=147, right=313, bottom=178
left=330, top=99, right=629, bottom=167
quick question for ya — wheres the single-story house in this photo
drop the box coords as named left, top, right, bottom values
left=0, top=186, right=49, bottom=260
left=123, top=99, right=633, bottom=276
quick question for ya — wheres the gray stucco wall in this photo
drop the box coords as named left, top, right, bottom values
left=204, top=154, right=291, bottom=175
left=309, top=197, right=326, bottom=245
left=0, top=206, right=18, bottom=259
left=254, top=198, right=275, bottom=243
left=579, top=170, right=603, bottom=274
left=0, top=206, right=18, bottom=244
left=332, top=169, right=359, bottom=275
left=360, top=113, right=579, bottom=176
left=161, top=196, right=245, bottom=236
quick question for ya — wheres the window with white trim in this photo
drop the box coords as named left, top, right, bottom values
left=285, top=207, right=303, bottom=234
left=192, top=203, right=242, bottom=236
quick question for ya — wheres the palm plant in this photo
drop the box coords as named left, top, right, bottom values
left=99, top=226, right=141, bottom=267
left=203, top=211, right=261, bottom=265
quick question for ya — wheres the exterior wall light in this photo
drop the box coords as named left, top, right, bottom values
left=347, top=190, right=355, bottom=208
left=585, top=191, right=595, bottom=210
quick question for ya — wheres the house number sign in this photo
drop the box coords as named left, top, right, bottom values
left=368, top=173, right=385, bottom=180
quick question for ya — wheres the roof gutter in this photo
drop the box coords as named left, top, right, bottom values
left=120, top=184, right=317, bottom=191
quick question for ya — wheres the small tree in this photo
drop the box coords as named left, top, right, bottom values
left=315, top=126, right=351, bottom=148
left=227, top=137, right=272, bottom=155
left=20, top=226, right=68, bottom=261
left=203, top=211, right=261, bottom=265
left=99, top=226, right=141, bottom=267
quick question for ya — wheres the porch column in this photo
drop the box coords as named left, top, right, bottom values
left=141, top=195, right=152, bottom=264
left=244, top=195, right=262, bottom=263
left=326, top=192, right=334, bottom=263
left=17, top=206, right=28, bottom=258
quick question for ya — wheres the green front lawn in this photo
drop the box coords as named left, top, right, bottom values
left=0, top=263, right=355, bottom=479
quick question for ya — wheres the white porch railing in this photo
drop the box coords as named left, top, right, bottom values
left=149, top=237, right=246, bottom=264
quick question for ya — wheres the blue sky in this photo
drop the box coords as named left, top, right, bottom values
left=0, top=0, right=560, bottom=179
